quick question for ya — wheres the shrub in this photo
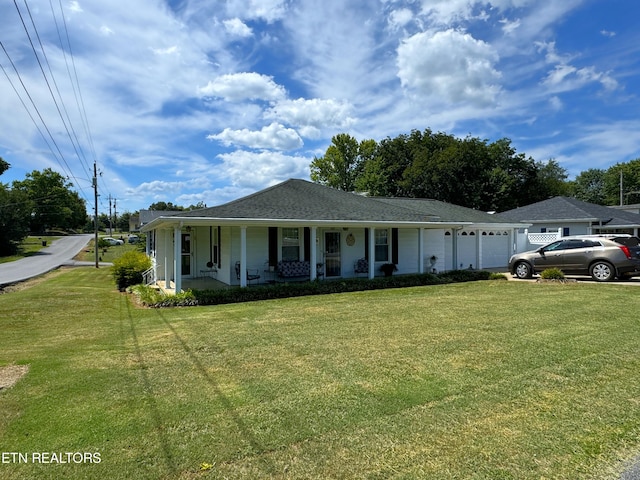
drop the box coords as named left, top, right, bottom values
left=187, top=270, right=492, bottom=307
left=540, top=268, right=565, bottom=280
left=130, top=285, right=198, bottom=307
left=112, top=251, right=151, bottom=291
left=489, top=272, right=508, bottom=280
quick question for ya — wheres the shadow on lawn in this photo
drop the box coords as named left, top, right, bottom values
left=122, top=301, right=275, bottom=476
left=153, top=309, right=277, bottom=475
left=123, top=300, right=177, bottom=475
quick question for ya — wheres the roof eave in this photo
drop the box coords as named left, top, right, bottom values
left=140, top=216, right=526, bottom=231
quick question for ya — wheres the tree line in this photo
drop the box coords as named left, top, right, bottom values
left=310, top=130, right=640, bottom=211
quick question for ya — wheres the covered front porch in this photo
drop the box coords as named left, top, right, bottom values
left=144, top=222, right=517, bottom=294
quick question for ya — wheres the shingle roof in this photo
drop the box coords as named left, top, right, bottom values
left=175, top=179, right=514, bottom=224
left=496, top=196, right=640, bottom=227
left=376, top=197, right=508, bottom=224
left=139, top=210, right=182, bottom=225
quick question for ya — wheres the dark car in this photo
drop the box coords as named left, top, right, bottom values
left=508, top=235, right=640, bottom=282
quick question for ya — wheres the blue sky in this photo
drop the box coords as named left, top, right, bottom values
left=1, top=0, right=639, bottom=215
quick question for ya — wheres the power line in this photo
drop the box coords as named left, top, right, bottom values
left=15, top=0, right=92, bottom=184
left=0, top=41, right=88, bottom=201
left=0, top=0, right=115, bottom=217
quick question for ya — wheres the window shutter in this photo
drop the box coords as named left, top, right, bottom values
left=364, top=228, right=369, bottom=261
left=268, top=227, right=278, bottom=267
left=392, top=228, right=399, bottom=265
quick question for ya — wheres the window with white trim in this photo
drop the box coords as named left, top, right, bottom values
left=282, top=228, right=300, bottom=261
left=375, top=229, right=389, bottom=262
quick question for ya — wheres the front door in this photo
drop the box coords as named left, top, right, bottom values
left=181, top=233, right=192, bottom=276
left=325, top=232, right=341, bottom=277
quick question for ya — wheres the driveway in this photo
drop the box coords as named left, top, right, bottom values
left=0, top=234, right=107, bottom=287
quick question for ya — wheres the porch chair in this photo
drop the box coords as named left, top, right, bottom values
left=354, top=258, right=368, bottom=277
left=235, top=261, right=261, bottom=284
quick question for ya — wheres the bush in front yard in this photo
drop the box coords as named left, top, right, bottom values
left=112, top=251, right=151, bottom=291
left=188, top=270, right=493, bottom=307
left=540, top=268, right=565, bottom=280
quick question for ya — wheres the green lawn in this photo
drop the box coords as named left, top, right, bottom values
left=1, top=268, right=640, bottom=479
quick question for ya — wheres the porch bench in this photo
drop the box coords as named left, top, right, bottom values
left=277, top=260, right=311, bottom=280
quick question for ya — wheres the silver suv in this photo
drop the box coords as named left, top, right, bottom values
left=509, top=235, right=640, bottom=282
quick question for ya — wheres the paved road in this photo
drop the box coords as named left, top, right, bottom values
left=0, top=234, right=104, bottom=287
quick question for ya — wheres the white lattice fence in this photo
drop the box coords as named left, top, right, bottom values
left=527, top=231, right=561, bottom=245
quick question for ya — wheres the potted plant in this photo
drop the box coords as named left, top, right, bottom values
left=380, top=263, right=397, bottom=277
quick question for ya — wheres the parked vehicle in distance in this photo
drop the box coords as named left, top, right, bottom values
left=509, top=235, right=640, bottom=282
left=128, top=235, right=139, bottom=244
left=102, top=237, right=124, bottom=246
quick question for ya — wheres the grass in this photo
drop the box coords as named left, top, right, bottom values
left=74, top=238, right=143, bottom=263
left=1, top=268, right=640, bottom=479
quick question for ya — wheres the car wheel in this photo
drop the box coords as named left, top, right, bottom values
left=514, top=262, right=532, bottom=279
left=590, top=261, right=615, bottom=282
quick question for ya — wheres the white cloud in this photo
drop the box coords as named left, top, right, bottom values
left=223, top=18, right=253, bottom=38
left=397, top=29, right=501, bottom=106
left=217, top=150, right=311, bottom=189
left=126, top=180, right=188, bottom=198
left=69, top=1, right=82, bottom=13
left=264, top=98, right=355, bottom=138
left=151, top=45, right=179, bottom=55
left=198, top=72, right=287, bottom=102
left=417, top=0, right=475, bottom=24
left=225, top=0, right=288, bottom=23
left=207, top=122, right=303, bottom=150
left=388, top=8, right=414, bottom=30
left=538, top=42, right=619, bottom=93
left=500, top=17, right=521, bottom=35
left=549, top=96, right=563, bottom=111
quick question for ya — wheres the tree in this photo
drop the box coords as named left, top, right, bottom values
left=357, top=133, right=415, bottom=197
left=534, top=159, right=569, bottom=199
left=12, top=168, right=87, bottom=233
left=0, top=158, right=9, bottom=176
left=602, top=159, right=640, bottom=206
left=148, top=201, right=184, bottom=211
left=310, top=133, right=373, bottom=191
left=0, top=159, right=32, bottom=255
left=569, top=168, right=606, bottom=205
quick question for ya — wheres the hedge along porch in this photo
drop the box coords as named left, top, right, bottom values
left=140, top=179, right=526, bottom=291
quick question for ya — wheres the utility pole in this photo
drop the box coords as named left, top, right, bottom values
left=93, top=162, right=99, bottom=268
left=114, top=198, right=117, bottom=234
left=620, top=170, right=624, bottom=206
left=108, top=195, right=113, bottom=236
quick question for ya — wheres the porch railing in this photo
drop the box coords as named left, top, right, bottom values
left=142, top=266, right=156, bottom=286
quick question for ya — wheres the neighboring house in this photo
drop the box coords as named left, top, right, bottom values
left=128, top=214, right=140, bottom=233
left=139, top=179, right=526, bottom=291
left=497, top=196, right=640, bottom=252
left=139, top=209, right=184, bottom=228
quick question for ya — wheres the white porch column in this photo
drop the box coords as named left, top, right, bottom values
left=418, top=228, right=424, bottom=274
left=368, top=227, right=375, bottom=279
left=452, top=228, right=459, bottom=270
left=476, top=229, right=482, bottom=270
left=239, top=226, right=247, bottom=287
left=174, top=226, right=182, bottom=293
left=164, top=229, right=171, bottom=289
left=310, top=226, right=317, bottom=281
